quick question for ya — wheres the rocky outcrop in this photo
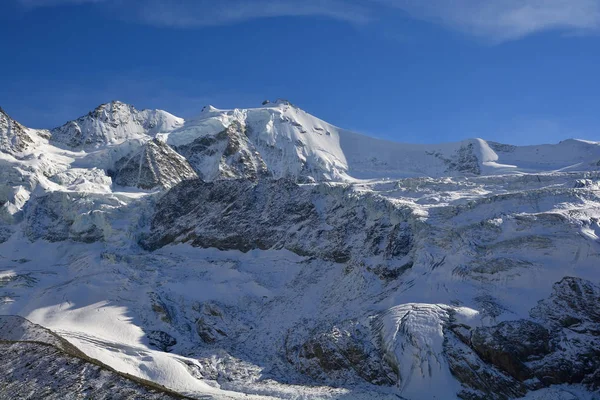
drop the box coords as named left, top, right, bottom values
left=445, top=331, right=528, bottom=400
left=529, top=277, right=600, bottom=388
left=428, top=142, right=482, bottom=176
left=111, top=139, right=198, bottom=190
left=0, top=107, right=36, bottom=155
left=173, top=121, right=269, bottom=181
left=147, top=331, right=177, bottom=352
left=470, top=320, right=552, bottom=382
left=166, top=102, right=349, bottom=183
left=140, top=179, right=416, bottom=268
left=530, top=277, right=600, bottom=333
left=448, top=143, right=482, bottom=175
left=285, top=320, right=395, bottom=386
left=444, top=277, right=600, bottom=398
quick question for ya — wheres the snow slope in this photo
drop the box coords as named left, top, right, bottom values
left=0, top=315, right=194, bottom=399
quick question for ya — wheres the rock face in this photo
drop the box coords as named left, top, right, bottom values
left=443, top=277, right=600, bottom=399
left=427, top=142, right=482, bottom=175
left=529, top=277, right=600, bottom=388
left=0, top=315, right=82, bottom=352
left=147, top=330, right=177, bottom=352
left=140, top=178, right=416, bottom=267
left=50, top=101, right=183, bottom=149
left=470, top=320, right=552, bottom=382
left=444, top=330, right=528, bottom=400
left=0, top=107, right=36, bottom=154
left=285, top=320, right=396, bottom=386
left=531, top=277, right=600, bottom=334
left=111, top=139, right=198, bottom=190
left=173, top=121, right=270, bottom=181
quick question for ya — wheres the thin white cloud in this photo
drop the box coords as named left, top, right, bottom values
left=377, top=0, right=600, bottom=42
left=18, top=0, right=108, bottom=7
left=131, top=0, right=371, bottom=27
left=15, top=0, right=600, bottom=42
left=16, top=0, right=371, bottom=25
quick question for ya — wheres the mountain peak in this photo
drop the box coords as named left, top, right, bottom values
left=51, top=102, right=183, bottom=149
left=273, top=98, right=294, bottom=107
left=200, top=105, right=219, bottom=114
left=98, top=100, right=129, bottom=108
left=0, top=106, right=18, bottom=124
left=89, top=100, right=135, bottom=117
left=259, top=99, right=295, bottom=108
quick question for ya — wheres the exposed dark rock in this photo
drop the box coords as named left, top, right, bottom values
left=531, top=277, right=600, bottom=333
left=285, top=321, right=395, bottom=386
left=447, top=277, right=600, bottom=397
left=174, top=122, right=269, bottom=181
left=444, top=330, right=527, bottom=400
left=147, top=331, right=177, bottom=352
left=0, top=225, right=12, bottom=243
left=0, top=342, right=186, bottom=400
left=487, top=141, right=517, bottom=153
left=140, top=179, right=416, bottom=267
left=112, top=139, right=198, bottom=190
left=194, top=302, right=249, bottom=345
left=529, top=277, right=600, bottom=387
left=427, top=143, right=482, bottom=176
left=196, top=319, right=227, bottom=344
left=0, top=108, right=35, bottom=155
left=448, top=143, right=481, bottom=175
left=574, top=179, right=594, bottom=188
left=471, top=320, right=551, bottom=382
left=149, top=293, right=175, bottom=324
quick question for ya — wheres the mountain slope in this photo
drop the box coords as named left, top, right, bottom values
left=0, top=100, right=599, bottom=400
left=111, top=138, right=198, bottom=190
left=166, top=100, right=349, bottom=182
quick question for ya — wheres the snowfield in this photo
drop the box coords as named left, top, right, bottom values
left=0, top=100, right=599, bottom=399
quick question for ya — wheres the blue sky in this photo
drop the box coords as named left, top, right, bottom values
left=2, top=0, right=600, bottom=145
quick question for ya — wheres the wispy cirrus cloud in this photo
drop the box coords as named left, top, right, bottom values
left=130, top=0, right=372, bottom=27
left=18, top=0, right=108, bottom=7
left=16, top=0, right=372, bottom=25
left=379, top=0, right=600, bottom=42
left=14, top=0, right=600, bottom=42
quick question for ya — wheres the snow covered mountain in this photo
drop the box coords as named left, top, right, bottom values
left=50, top=101, right=183, bottom=150
left=0, top=100, right=599, bottom=400
left=162, top=99, right=600, bottom=182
